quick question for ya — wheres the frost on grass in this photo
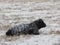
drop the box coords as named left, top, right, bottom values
left=0, top=1, right=60, bottom=45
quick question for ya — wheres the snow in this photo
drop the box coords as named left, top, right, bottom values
left=0, top=1, right=60, bottom=45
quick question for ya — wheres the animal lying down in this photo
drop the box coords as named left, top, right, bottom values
left=6, top=19, right=46, bottom=36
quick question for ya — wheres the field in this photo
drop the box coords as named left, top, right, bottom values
left=0, top=0, right=60, bottom=45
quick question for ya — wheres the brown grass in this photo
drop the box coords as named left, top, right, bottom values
left=49, top=31, right=60, bottom=35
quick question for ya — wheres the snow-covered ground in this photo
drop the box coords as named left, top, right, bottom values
left=0, top=1, right=60, bottom=45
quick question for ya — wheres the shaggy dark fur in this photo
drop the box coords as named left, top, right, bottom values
left=6, top=19, right=46, bottom=36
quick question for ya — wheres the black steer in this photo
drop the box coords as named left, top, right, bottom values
left=6, top=19, right=46, bottom=36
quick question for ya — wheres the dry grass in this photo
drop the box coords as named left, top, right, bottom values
left=49, top=31, right=60, bottom=35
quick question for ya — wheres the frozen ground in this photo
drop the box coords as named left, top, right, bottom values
left=0, top=1, right=60, bottom=45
